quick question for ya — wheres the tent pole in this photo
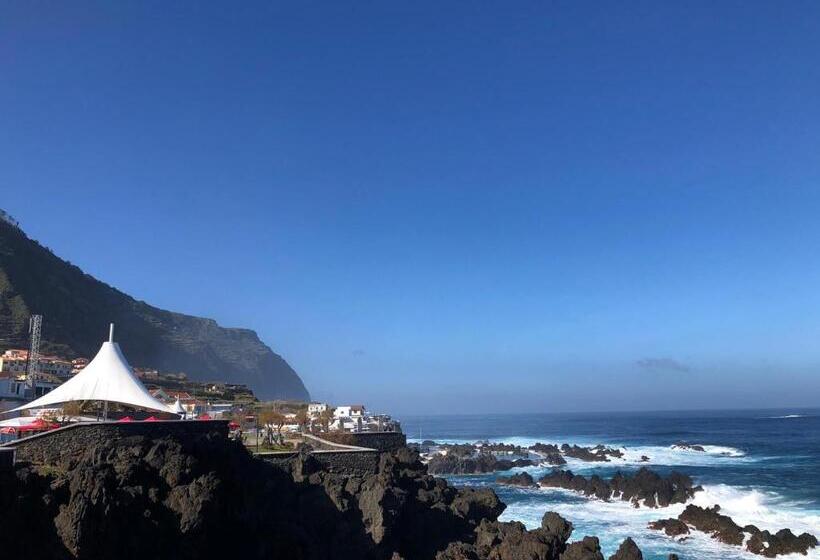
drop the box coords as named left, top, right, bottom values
left=103, top=400, right=108, bottom=422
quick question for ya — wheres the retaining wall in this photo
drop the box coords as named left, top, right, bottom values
left=258, top=448, right=381, bottom=475
left=319, top=431, right=406, bottom=452
left=2, top=420, right=228, bottom=465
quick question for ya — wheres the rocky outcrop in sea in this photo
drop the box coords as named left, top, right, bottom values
left=436, top=510, right=643, bottom=560
left=650, top=505, right=818, bottom=557
left=427, top=453, right=533, bottom=475
left=538, top=468, right=702, bottom=508
left=495, top=471, right=537, bottom=488
left=560, top=444, right=624, bottom=462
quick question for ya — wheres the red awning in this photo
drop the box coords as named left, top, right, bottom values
left=144, top=416, right=159, bottom=422
left=18, top=418, right=59, bottom=432
left=0, top=426, right=16, bottom=435
left=117, top=416, right=134, bottom=423
left=197, top=414, right=212, bottom=420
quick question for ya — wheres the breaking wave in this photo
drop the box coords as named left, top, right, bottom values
left=498, top=483, right=820, bottom=560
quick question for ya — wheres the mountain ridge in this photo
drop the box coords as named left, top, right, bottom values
left=0, top=216, right=310, bottom=401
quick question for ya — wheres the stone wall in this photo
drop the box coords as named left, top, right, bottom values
left=258, top=448, right=381, bottom=475
left=320, top=431, right=407, bottom=452
left=3, top=420, right=228, bottom=464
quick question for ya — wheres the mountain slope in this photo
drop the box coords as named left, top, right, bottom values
left=0, top=217, right=310, bottom=401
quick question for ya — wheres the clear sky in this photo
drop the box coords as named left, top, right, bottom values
left=2, top=2, right=820, bottom=414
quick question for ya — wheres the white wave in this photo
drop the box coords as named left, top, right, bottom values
left=762, top=414, right=808, bottom=419
left=409, top=436, right=752, bottom=467
left=497, top=484, right=820, bottom=560
left=693, top=484, right=820, bottom=538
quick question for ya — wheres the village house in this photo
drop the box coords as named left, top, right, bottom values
left=38, top=356, right=73, bottom=379
left=0, top=350, right=29, bottom=375
left=307, top=402, right=329, bottom=417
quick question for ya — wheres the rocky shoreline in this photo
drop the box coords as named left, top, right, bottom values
left=421, top=441, right=631, bottom=475
left=538, top=468, right=702, bottom=508
left=0, top=432, right=814, bottom=559
left=0, top=430, right=657, bottom=560
left=650, top=504, right=818, bottom=557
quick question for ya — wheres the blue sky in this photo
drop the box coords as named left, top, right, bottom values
left=2, top=2, right=820, bottom=414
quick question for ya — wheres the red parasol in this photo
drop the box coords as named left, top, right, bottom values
left=228, top=421, right=240, bottom=430
left=117, top=416, right=134, bottom=423
left=144, top=416, right=159, bottom=422
left=18, top=418, right=59, bottom=432
left=197, top=414, right=212, bottom=420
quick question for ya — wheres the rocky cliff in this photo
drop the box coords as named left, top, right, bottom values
left=0, top=430, right=644, bottom=560
left=0, top=217, right=309, bottom=401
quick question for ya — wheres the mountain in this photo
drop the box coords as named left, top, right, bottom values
left=0, top=215, right=310, bottom=401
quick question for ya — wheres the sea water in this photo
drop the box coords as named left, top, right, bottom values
left=403, top=409, right=820, bottom=560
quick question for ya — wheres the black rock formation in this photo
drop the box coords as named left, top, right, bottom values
left=609, top=538, right=643, bottom=560
left=671, top=442, right=705, bottom=452
left=560, top=444, right=623, bottom=462
left=647, top=518, right=690, bottom=537
left=495, top=472, right=536, bottom=487
left=530, top=443, right=567, bottom=466
left=427, top=453, right=533, bottom=475
left=538, top=468, right=701, bottom=508
left=650, top=505, right=818, bottom=557
left=436, top=510, right=638, bottom=560
left=0, top=218, right=309, bottom=401
left=0, top=431, right=652, bottom=560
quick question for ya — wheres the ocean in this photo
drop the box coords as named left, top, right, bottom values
left=402, top=409, right=820, bottom=560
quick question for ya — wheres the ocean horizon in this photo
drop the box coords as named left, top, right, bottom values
left=403, top=408, right=820, bottom=560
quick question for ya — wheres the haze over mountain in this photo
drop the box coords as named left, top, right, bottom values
left=0, top=215, right=310, bottom=402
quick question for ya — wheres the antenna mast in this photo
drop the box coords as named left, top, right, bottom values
left=27, top=314, right=42, bottom=388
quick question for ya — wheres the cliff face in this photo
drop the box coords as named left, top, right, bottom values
left=0, top=218, right=309, bottom=401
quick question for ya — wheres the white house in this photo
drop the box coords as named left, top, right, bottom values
left=308, top=402, right=329, bottom=417
left=333, top=405, right=365, bottom=419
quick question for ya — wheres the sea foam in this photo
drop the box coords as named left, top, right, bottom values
left=499, top=483, right=820, bottom=560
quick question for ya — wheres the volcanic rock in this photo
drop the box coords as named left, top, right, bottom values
left=671, top=442, right=705, bottom=452
left=538, top=468, right=700, bottom=508
left=647, top=518, right=690, bottom=538
left=561, top=536, right=605, bottom=560
left=652, top=505, right=818, bottom=557
left=608, top=538, right=643, bottom=560
left=427, top=453, right=533, bottom=475
left=495, top=472, right=536, bottom=487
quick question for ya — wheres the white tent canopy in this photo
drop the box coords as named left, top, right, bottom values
left=171, top=397, right=185, bottom=415
left=9, top=325, right=173, bottom=414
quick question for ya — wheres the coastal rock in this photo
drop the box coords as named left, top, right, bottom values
left=538, top=468, right=700, bottom=508
left=529, top=443, right=568, bottom=466
left=560, top=444, right=623, bottom=462
left=0, top=433, right=510, bottom=560
left=427, top=452, right=533, bottom=475
left=678, top=505, right=745, bottom=546
left=652, top=505, right=818, bottom=557
left=746, top=528, right=819, bottom=557
left=671, top=442, right=705, bottom=452
left=495, top=472, right=536, bottom=488
left=647, top=518, right=690, bottom=538
left=560, top=536, right=605, bottom=560
left=437, top=510, right=582, bottom=560
left=608, top=537, right=643, bottom=560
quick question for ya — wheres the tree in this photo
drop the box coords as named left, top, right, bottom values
left=59, top=401, right=84, bottom=422
left=319, top=407, right=335, bottom=432
left=295, top=409, right=308, bottom=433
left=258, top=409, right=286, bottom=445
